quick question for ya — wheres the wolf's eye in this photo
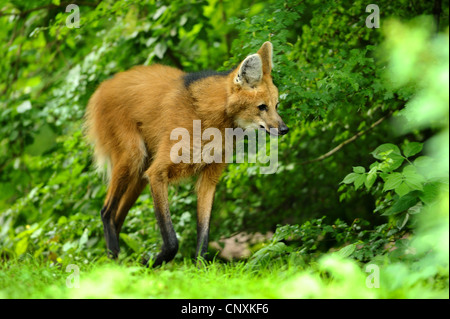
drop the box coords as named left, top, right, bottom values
left=258, top=104, right=268, bottom=111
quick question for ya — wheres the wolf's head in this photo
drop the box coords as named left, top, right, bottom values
left=227, top=42, right=289, bottom=136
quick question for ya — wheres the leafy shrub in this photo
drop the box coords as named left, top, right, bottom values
left=0, top=2, right=448, bottom=300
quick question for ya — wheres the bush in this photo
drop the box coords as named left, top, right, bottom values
left=0, top=0, right=448, bottom=298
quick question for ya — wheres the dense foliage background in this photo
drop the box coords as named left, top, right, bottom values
left=0, top=0, right=448, bottom=298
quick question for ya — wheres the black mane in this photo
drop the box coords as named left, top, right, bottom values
left=183, top=69, right=232, bottom=88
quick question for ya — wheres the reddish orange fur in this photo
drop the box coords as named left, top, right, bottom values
left=84, top=42, right=286, bottom=265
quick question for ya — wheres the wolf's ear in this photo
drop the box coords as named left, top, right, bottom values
left=234, top=54, right=263, bottom=87
left=257, top=41, right=273, bottom=75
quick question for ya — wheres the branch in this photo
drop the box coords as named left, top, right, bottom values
left=300, top=111, right=393, bottom=165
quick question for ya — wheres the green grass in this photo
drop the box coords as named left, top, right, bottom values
left=1, top=254, right=448, bottom=299
left=0, top=257, right=294, bottom=299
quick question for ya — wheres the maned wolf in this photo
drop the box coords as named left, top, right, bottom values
left=84, top=41, right=289, bottom=267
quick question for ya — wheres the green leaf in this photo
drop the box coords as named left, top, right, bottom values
left=63, top=241, right=76, bottom=252
left=154, top=42, right=167, bottom=59
left=78, top=228, right=89, bottom=248
left=395, top=182, right=411, bottom=197
left=341, top=172, right=358, bottom=184
left=371, top=143, right=401, bottom=160
left=383, top=193, right=419, bottom=216
left=145, top=37, right=158, bottom=48
left=17, top=100, right=32, bottom=113
left=365, top=167, right=378, bottom=190
left=408, top=202, right=423, bottom=215
left=354, top=174, right=366, bottom=190
left=371, top=143, right=404, bottom=172
left=15, top=237, right=28, bottom=256
left=402, top=165, right=417, bottom=174
left=383, top=173, right=403, bottom=191
left=402, top=142, right=423, bottom=158
left=120, top=233, right=140, bottom=253
left=353, top=166, right=365, bottom=174
left=420, top=182, right=441, bottom=205
left=403, top=178, right=424, bottom=191
left=369, top=161, right=381, bottom=170
left=396, top=213, right=410, bottom=230
left=337, top=243, right=356, bottom=258
left=153, top=5, right=167, bottom=20
left=402, top=165, right=425, bottom=191
left=413, top=156, right=433, bottom=168
left=58, top=216, right=68, bottom=225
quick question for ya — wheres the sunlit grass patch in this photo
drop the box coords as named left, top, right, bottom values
left=1, top=252, right=448, bottom=299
